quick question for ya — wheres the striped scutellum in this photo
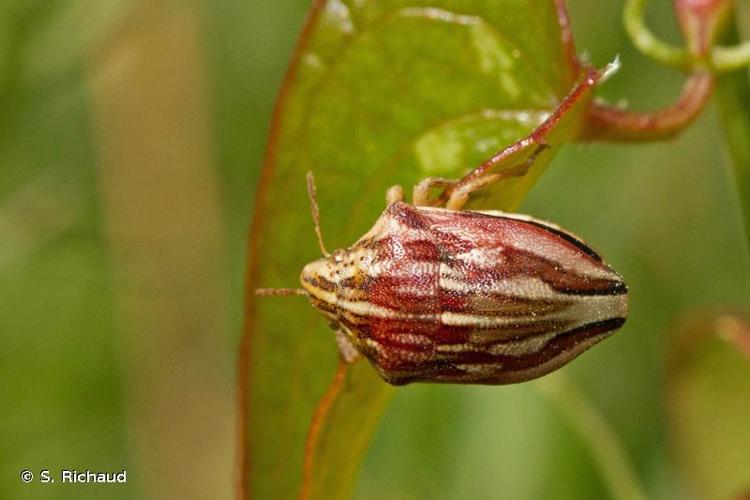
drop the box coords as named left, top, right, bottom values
left=258, top=147, right=628, bottom=385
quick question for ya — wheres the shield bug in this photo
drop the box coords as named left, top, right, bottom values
left=257, top=145, right=628, bottom=385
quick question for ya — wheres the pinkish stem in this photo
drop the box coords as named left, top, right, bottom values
left=581, top=71, right=714, bottom=142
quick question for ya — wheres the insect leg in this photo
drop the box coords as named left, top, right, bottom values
left=305, top=171, right=330, bottom=257
left=445, top=174, right=502, bottom=210
left=386, top=185, right=404, bottom=205
left=335, top=330, right=361, bottom=363
left=445, top=143, right=550, bottom=210
left=413, top=177, right=457, bottom=206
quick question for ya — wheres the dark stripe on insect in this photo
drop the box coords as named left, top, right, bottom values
left=443, top=317, right=625, bottom=369
left=483, top=247, right=625, bottom=297
left=439, top=290, right=575, bottom=316
left=309, top=298, right=337, bottom=316
left=555, top=280, right=628, bottom=296
left=514, top=217, right=604, bottom=262
left=467, top=318, right=576, bottom=342
left=384, top=202, right=429, bottom=230
left=302, top=274, right=336, bottom=293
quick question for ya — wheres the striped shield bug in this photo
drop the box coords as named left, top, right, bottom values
left=256, top=140, right=628, bottom=386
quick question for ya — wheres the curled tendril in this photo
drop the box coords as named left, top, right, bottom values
left=713, top=40, right=750, bottom=72
left=624, top=0, right=691, bottom=69
left=623, top=0, right=750, bottom=73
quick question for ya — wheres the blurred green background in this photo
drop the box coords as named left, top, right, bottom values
left=1, top=0, right=748, bottom=499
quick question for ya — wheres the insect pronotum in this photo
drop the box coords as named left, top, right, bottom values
left=257, top=144, right=628, bottom=385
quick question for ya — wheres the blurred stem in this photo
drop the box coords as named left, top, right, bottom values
left=582, top=71, right=714, bottom=142
left=716, top=314, right=750, bottom=359
left=586, top=0, right=738, bottom=141
left=624, top=0, right=690, bottom=70
left=88, top=1, right=233, bottom=498
left=714, top=20, right=750, bottom=257
left=300, top=360, right=348, bottom=500
left=624, top=0, right=749, bottom=73
left=534, top=374, right=647, bottom=500
left=713, top=39, right=750, bottom=72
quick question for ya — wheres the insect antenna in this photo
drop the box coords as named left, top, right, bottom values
left=255, top=172, right=329, bottom=299
left=306, top=171, right=330, bottom=257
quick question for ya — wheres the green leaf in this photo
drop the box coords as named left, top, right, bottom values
left=240, top=1, right=598, bottom=498
left=303, top=361, right=394, bottom=500
left=665, top=311, right=750, bottom=500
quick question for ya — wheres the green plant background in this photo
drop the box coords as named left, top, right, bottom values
left=1, top=1, right=748, bottom=499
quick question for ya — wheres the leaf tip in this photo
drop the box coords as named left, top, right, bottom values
left=600, top=55, right=622, bottom=84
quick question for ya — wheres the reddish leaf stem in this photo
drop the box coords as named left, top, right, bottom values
left=716, top=315, right=750, bottom=360
left=236, top=1, right=327, bottom=498
left=299, top=360, right=349, bottom=500
left=586, top=0, right=732, bottom=142
left=553, top=0, right=582, bottom=82
left=581, top=71, right=714, bottom=142
left=454, top=65, right=602, bottom=190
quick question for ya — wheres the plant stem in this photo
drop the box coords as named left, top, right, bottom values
left=714, top=39, right=750, bottom=72
left=624, top=0, right=690, bottom=70
left=582, top=71, right=714, bottom=142
left=89, top=2, right=233, bottom=498
left=300, top=360, right=349, bottom=500
left=534, top=374, right=647, bottom=500
left=714, top=22, right=750, bottom=256
left=624, top=0, right=750, bottom=73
